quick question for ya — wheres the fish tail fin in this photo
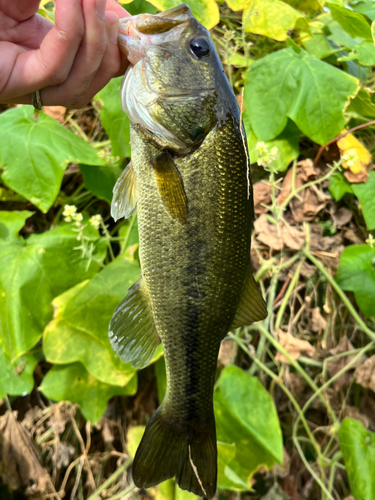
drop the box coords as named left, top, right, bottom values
left=132, top=406, right=217, bottom=498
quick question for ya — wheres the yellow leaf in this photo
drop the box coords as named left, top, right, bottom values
left=226, top=0, right=248, bottom=10
left=147, top=0, right=220, bottom=30
left=243, top=0, right=309, bottom=41
left=337, top=132, right=372, bottom=175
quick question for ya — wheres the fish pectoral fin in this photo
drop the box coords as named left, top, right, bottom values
left=230, top=271, right=268, bottom=330
left=152, top=152, right=188, bottom=224
left=109, top=279, right=160, bottom=369
left=111, top=161, right=137, bottom=222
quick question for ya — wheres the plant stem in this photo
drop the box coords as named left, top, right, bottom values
left=86, top=458, right=132, bottom=500
left=275, top=256, right=305, bottom=329
left=229, top=333, right=333, bottom=498
left=303, top=249, right=375, bottom=341
left=255, top=325, right=338, bottom=425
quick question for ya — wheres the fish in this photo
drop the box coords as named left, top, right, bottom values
left=108, top=4, right=267, bottom=497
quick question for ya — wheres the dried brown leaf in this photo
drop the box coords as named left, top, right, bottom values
left=253, top=181, right=272, bottom=214
left=43, top=106, right=66, bottom=123
left=254, top=214, right=305, bottom=251
left=0, top=410, right=52, bottom=495
left=354, top=354, right=375, bottom=393
left=344, top=169, right=369, bottom=183
left=311, top=307, right=327, bottom=333
left=277, top=159, right=329, bottom=222
left=280, top=476, right=304, bottom=500
left=275, top=330, right=315, bottom=363
left=327, top=337, right=364, bottom=390
left=343, top=406, right=370, bottom=428
left=333, top=206, right=352, bottom=227
left=284, top=371, right=304, bottom=396
left=218, top=340, right=234, bottom=366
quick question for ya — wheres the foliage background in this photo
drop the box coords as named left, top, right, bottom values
left=1, top=0, right=375, bottom=499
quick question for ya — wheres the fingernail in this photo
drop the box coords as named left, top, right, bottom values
left=109, top=21, right=119, bottom=44
left=96, top=0, right=106, bottom=20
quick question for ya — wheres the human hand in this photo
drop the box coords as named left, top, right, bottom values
left=0, top=0, right=129, bottom=108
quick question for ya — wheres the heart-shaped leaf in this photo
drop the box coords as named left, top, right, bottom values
left=0, top=107, right=105, bottom=212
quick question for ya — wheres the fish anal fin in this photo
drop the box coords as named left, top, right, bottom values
left=111, top=162, right=137, bottom=222
left=152, top=152, right=188, bottom=224
left=109, top=279, right=160, bottom=369
left=230, top=271, right=267, bottom=330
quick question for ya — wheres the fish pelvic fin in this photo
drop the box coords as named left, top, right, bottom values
left=109, top=279, right=160, bottom=369
left=230, top=270, right=267, bottom=330
left=111, top=161, right=137, bottom=222
left=133, top=407, right=217, bottom=498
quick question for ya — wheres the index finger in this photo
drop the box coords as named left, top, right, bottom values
left=106, top=0, right=130, bottom=18
left=1, top=0, right=85, bottom=99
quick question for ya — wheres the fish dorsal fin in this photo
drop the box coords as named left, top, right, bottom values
left=111, top=162, right=137, bottom=222
left=230, top=271, right=268, bottom=330
left=152, top=152, right=188, bottom=224
left=109, top=279, right=160, bottom=369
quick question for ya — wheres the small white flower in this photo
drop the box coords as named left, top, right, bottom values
left=73, top=213, right=83, bottom=223
left=89, top=214, right=102, bottom=230
left=255, top=142, right=278, bottom=167
left=62, top=205, right=77, bottom=222
left=342, top=149, right=357, bottom=168
left=269, top=146, right=279, bottom=161
left=255, top=141, right=267, bottom=153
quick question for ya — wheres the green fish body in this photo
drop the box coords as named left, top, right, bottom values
left=109, top=5, right=267, bottom=497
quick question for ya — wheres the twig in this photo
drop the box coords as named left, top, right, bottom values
left=273, top=274, right=292, bottom=307
left=313, top=120, right=375, bottom=167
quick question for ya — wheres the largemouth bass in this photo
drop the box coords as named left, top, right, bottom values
left=109, top=5, right=267, bottom=497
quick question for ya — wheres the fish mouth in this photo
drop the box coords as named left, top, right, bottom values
left=118, top=4, right=193, bottom=65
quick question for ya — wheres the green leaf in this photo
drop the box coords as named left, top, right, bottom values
left=126, top=0, right=158, bottom=15
left=284, top=0, right=322, bottom=14
left=118, top=215, right=139, bottom=254
left=327, top=2, right=372, bottom=40
left=351, top=0, right=375, bottom=22
left=0, top=212, right=106, bottom=360
left=155, top=356, right=167, bottom=404
left=329, top=171, right=354, bottom=201
left=146, top=0, right=220, bottom=30
left=0, top=107, right=105, bottom=212
left=352, top=171, right=375, bottom=230
left=338, top=418, right=375, bottom=500
left=347, top=88, right=375, bottom=120
left=244, top=47, right=359, bottom=144
left=127, top=425, right=145, bottom=458
left=95, top=77, right=131, bottom=160
left=337, top=244, right=375, bottom=318
left=214, top=366, right=283, bottom=490
left=40, top=362, right=137, bottom=424
left=0, top=210, right=33, bottom=240
left=339, top=40, right=375, bottom=66
left=243, top=0, right=309, bottom=42
left=80, top=162, right=123, bottom=204
left=301, top=25, right=338, bottom=59
left=328, top=20, right=363, bottom=49
left=43, top=254, right=141, bottom=386
left=153, top=479, right=199, bottom=500
left=0, top=344, right=38, bottom=399
left=244, top=116, right=300, bottom=172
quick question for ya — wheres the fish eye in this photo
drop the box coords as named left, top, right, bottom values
left=189, top=37, right=211, bottom=58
